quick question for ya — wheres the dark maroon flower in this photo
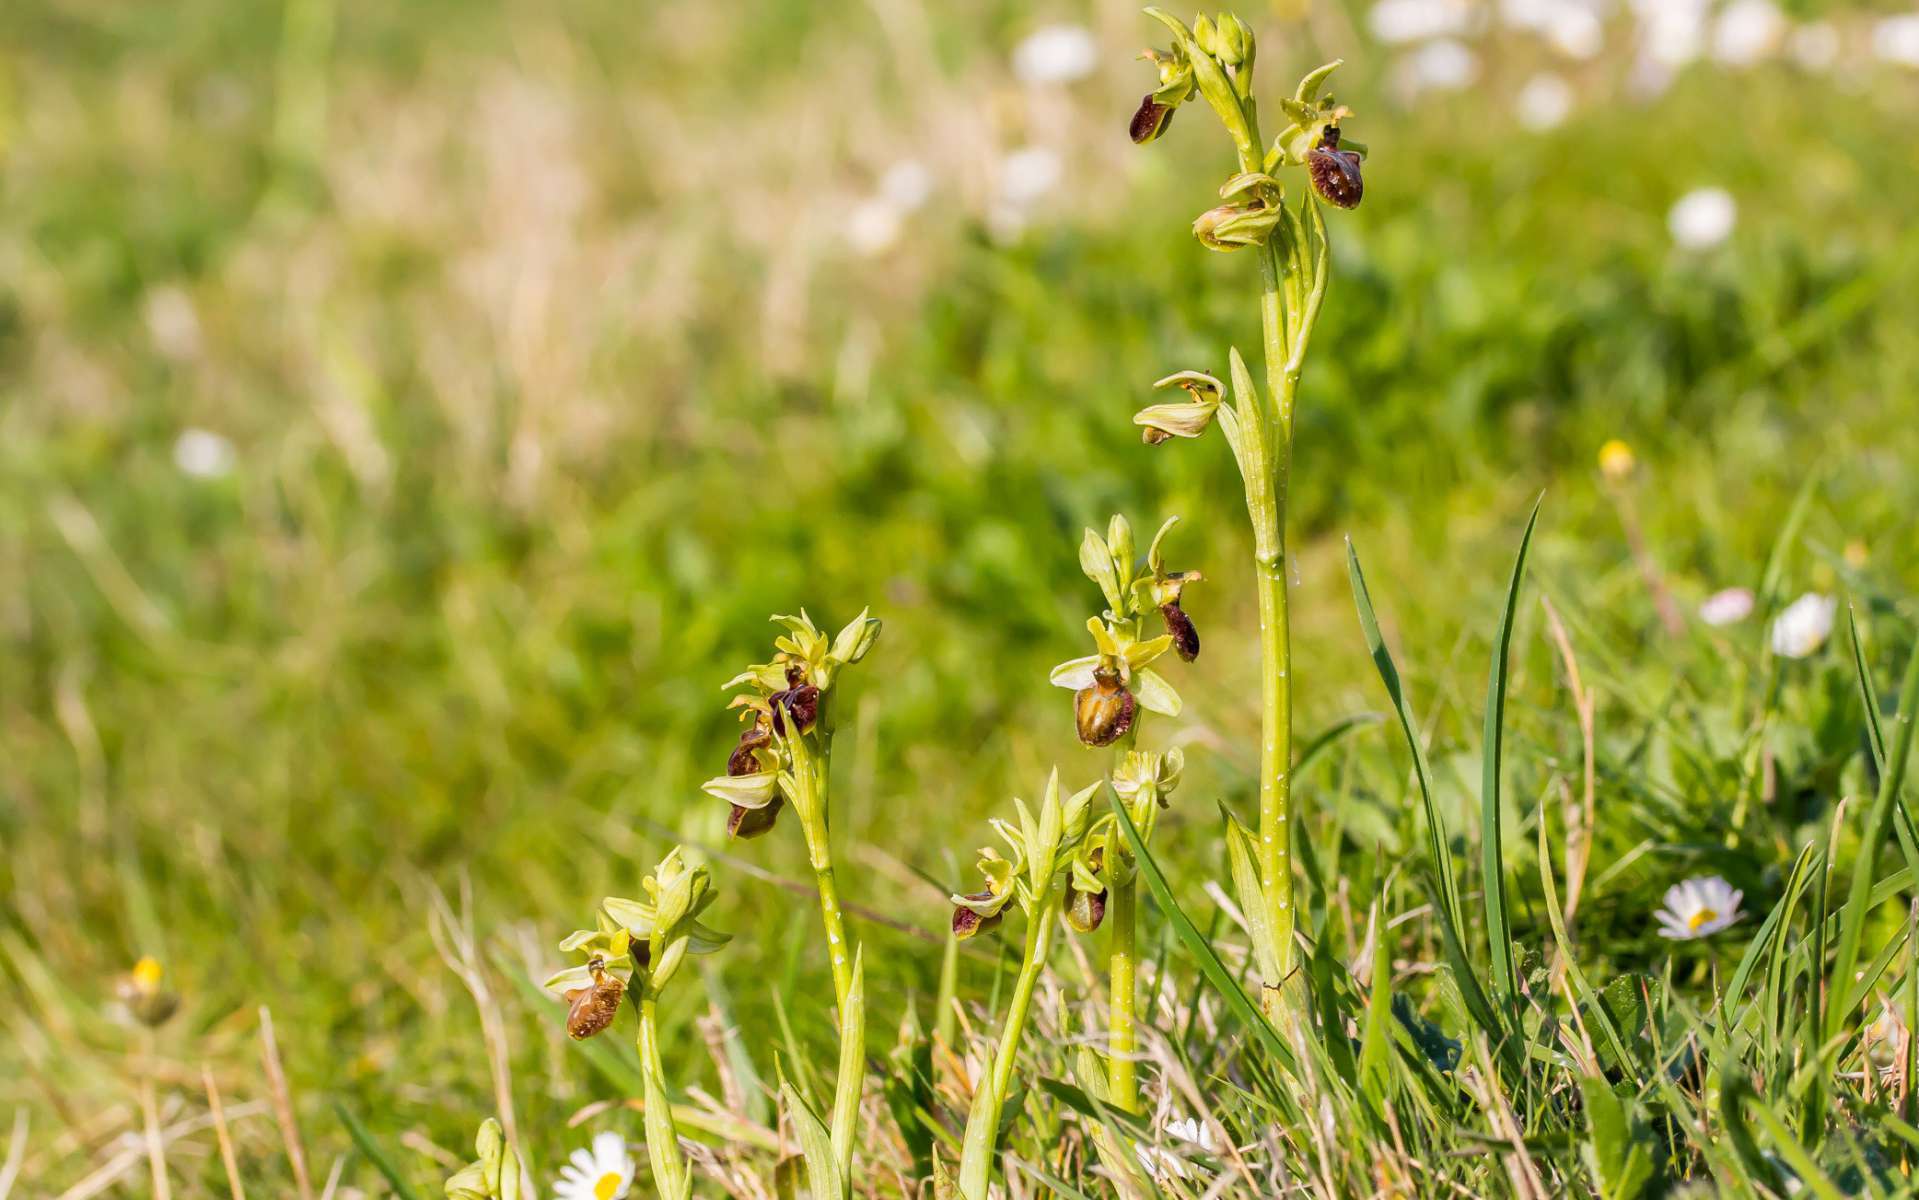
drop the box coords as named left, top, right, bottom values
left=1307, top=127, right=1364, bottom=209
left=726, top=793, right=784, bottom=840
left=951, top=893, right=1005, bottom=941
left=1161, top=601, right=1200, bottom=662
left=727, top=721, right=772, bottom=776
left=1129, top=95, right=1174, bottom=144
left=768, top=663, right=821, bottom=735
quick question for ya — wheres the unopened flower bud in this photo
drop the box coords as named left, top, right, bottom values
left=1193, top=201, right=1282, bottom=251
left=1307, top=127, right=1364, bottom=209
left=1067, top=884, right=1107, bottom=933
left=564, top=964, right=626, bottom=1040
left=1075, top=666, right=1137, bottom=747
left=1130, top=95, right=1175, bottom=144
left=1161, top=601, right=1201, bottom=662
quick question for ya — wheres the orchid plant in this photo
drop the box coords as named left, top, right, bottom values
left=1049, top=513, right=1198, bottom=1117
left=1128, top=9, right=1365, bottom=1015
left=701, top=608, right=880, bottom=1190
left=949, top=768, right=1102, bottom=1199
left=544, top=847, right=728, bottom=1199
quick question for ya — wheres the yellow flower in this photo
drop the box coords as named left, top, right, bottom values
left=1597, top=439, right=1636, bottom=482
left=118, top=956, right=180, bottom=1027
left=1845, top=539, right=1870, bottom=568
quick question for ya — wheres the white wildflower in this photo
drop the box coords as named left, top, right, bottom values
left=1397, top=39, right=1480, bottom=94
left=1872, top=14, right=1919, bottom=67
left=1655, top=876, right=1745, bottom=940
left=1711, top=0, right=1786, bottom=66
left=878, top=160, right=933, bottom=212
left=173, top=428, right=236, bottom=479
left=1788, top=22, right=1840, bottom=71
left=1515, top=73, right=1575, bottom=130
left=1668, top=187, right=1737, bottom=249
left=1012, top=24, right=1099, bottom=86
left=553, top=1130, right=634, bottom=1200
left=1698, top=587, right=1755, bottom=627
left=1134, top=1115, right=1218, bottom=1182
left=1770, top=592, right=1836, bottom=659
left=1371, top=0, right=1474, bottom=43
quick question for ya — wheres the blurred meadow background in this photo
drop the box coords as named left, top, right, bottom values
left=5, top=0, right=1919, bottom=1193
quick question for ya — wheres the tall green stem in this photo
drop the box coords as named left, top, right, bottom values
left=1106, top=878, right=1139, bottom=1111
left=1249, top=239, right=1297, bottom=1007
left=960, top=899, right=1060, bottom=1200
left=638, top=996, right=688, bottom=1195
left=992, top=903, right=1057, bottom=1100
left=791, top=735, right=855, bottom=1009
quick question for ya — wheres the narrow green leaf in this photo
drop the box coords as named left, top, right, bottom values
left=1481, top=497, right=1542, bottom=1008
left=781, top=1079, right=846, bottom=1200
left=1357, top=898, right=1395, bottom=1109
left=1221, top=807, right=1281, bottom=985
left=334, top=1102, right=426, bottom=1200
left=1348, top=538, right=1506, bottom=1050
left=1827, top=632, right=1919, bottom=1043
left=1345, top=538, right=1459, bottom=927
left=1577, top=1079, right=1655, bottom=1200
left=829, top=948, right=866, bottom=1179
left=1110, top=794, right=1304, bottom=1111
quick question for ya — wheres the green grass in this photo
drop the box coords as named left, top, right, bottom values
left=4, top=0, right=1919, bottom=1195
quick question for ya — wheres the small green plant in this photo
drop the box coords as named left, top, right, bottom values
left=1129, top=8, right=1365, bottom=1013
left=949, top=768, right=1101, bottom=1198
left=443, top=1118, right=524, bottom=1200
left=545, top=847, right=728, bottom=1198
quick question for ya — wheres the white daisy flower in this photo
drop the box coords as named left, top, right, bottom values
left=1133, top=1114, right=1218, bottom=1181
left=1012, top=24, right=1099, bottom=86
left=1515, top=73, right=1574, bottom=131
left=1711, top=0, right=1785, bottom=67
left=1370, top=0, right=1473, bottom=44
left=1864, top=996, right=1907, bottom=1073
left=1770, top=592, right=1836, bottom=659
left=1655, top=876, right=1744, bottom=940
left=1698, top=587, right=1755, bottom=627
left=1788, top=22, right=1840, bottom=71
left=553, top=1130, right=633, bottom=1200
left=1397, top=39, right=1480, bottom=95
left=1872, top=14, right=1919, bottom=68
left=1668, top=187, right=1736, bottom=249
left=174, top=428, right=236, bottom=479
left=877, top=160, right=932, bottom=212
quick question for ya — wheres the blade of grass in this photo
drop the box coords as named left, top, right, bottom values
left=334, top=1103, right=424, bottom=1200
left=1109, top=793, right=1304, bottom=1111
left=1347, top=538, right=1507, bottom=1051
left=1827, top=632, right=1919, bottom=1044
left=1481, top=497, right=1542, bottom=1010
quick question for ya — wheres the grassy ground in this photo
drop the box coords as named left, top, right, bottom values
left=5, top=0, right=1919, bottom=1194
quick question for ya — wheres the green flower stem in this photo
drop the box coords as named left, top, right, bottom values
left=638, top=995, right=688, bottom=1196
left=790, top=734, right=856, bottom=1009
left=960, top=896, right=1061, bottom=1200
left=1106, top=876, right=1139, bottom=1112
left=1246, top=238, right=1297, bottom=1008
left=991, top=899, right=1059, bottom=1102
